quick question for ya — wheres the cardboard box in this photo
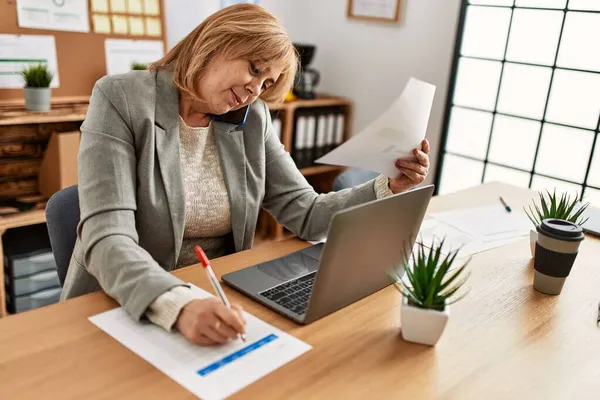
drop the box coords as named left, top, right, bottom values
left=38, top=131, right=80, bottom=199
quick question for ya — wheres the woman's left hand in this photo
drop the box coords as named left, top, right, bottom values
left=389, top=139, right=430, bottom=194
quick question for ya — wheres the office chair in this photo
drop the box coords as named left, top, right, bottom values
left=45, top=185, right=80, bottom=287
left=333, top=168, right=379, bottom=191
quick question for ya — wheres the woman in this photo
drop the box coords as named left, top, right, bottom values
left=61, top=4, right=430, bottom=346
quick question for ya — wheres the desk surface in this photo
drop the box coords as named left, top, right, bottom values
left=1, top=183, right=599, bottom=399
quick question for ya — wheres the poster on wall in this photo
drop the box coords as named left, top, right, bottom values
left=16, top=0, right=90, bottom=32
left=221, top=0, right=259, bottom=8
left=0, top=34, right=60, bottom=89
left=347, top=0, right=401, bottom=23
left=104, top=39, right=164, bottom=76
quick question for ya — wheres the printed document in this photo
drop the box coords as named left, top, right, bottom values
left=315, top=77, right=436, bottom=178
left=0, top=34, right=59, bottom=89
left=16, top=0, right=90, bottom=32
left=104, top=39, right=164, bottom=75
left=417, top=218, right=524, bottom=259
left=89, top=285, right=311, bottom=400
left=430, top=205, right=531, bottom=243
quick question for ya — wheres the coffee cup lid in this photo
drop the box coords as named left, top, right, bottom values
left=537, top=219, right=584, bottom=241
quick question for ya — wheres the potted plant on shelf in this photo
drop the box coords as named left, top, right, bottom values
left=131, top=62, right=148, bottom=70
left=21, top=64, right=53, bottom=112
left=525, top=190, right=589, bottom=258
left=390, top=239, right=470, bottom=346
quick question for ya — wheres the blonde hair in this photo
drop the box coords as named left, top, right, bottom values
left=150, top=3, right=298, bottom=104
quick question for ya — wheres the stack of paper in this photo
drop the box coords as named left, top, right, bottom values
left=420, top=204, right=531, bottom=258
left=89, top=285, right=311, bottom=400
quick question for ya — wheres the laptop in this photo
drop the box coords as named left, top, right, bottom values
left=222, top=184, right=434, bottom=324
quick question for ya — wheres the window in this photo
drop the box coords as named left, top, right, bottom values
left=436, top=0, right=600, bottom=206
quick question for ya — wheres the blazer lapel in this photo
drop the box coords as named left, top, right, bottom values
left=213, top=122, right=248, bottom=252
left=154, top=70, right=185, bottom=264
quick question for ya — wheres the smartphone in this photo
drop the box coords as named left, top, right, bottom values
left=210, top=105, right=250, bottom=126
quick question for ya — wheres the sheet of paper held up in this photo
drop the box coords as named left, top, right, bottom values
left=315, top=78, right=436, bottom=178
left=89, top=285, right=311, bottom=400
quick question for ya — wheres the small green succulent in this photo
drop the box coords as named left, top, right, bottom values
left=389, top=239, right=470, bottom=311
left=21, top=64, right=53, bottom=88
left=525, top=189, right=589, bottom=227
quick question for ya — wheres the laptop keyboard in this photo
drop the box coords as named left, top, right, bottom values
left=259, top=272, right=316, bottom=315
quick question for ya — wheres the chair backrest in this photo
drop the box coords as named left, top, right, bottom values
left=45, top=185, right=80, bottom=286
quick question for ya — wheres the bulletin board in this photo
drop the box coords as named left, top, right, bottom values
left=0, top=0, right=168, bottom=101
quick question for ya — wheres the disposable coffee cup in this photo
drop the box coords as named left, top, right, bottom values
left=533, top=219, right=584, bottom=295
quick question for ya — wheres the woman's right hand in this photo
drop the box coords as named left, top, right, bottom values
left=174, top=298, right=246, bottom=346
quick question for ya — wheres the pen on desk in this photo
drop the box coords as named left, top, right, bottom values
left=194, top=245, right=247, bottom=342
left=499, top=196, right=512, bottom=213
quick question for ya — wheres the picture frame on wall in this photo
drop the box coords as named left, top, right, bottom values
left=347, top=0, right=401, bottom=23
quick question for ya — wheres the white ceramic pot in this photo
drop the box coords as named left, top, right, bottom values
left=23, top=87, right=51, bottom=112
left=530, top=229, right=537, bottom=258
left=400, top=297, right=449, bottom=346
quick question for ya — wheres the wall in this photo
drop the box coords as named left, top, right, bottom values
left=164, top=0, right=463, bottom=184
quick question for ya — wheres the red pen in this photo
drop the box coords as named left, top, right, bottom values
left=194, top=245, right=247, bottom=342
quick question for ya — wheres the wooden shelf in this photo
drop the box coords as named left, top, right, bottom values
left=268, top=94, right=352, bottom=111
left=300, top=165, right=344, bottom=176
left=0, top=208, right=46, bottom=231
left=0, top=98, right=89, bottom=126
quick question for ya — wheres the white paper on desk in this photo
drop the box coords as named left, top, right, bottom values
left=430, top=205, right=531, bottom=243
left=89, top=284, right=311, bottom=400
left=17, top=0, right=90, bottom=32
left=315, top=78, right=436, bottom=178
left=0, top=34, right=59, bottom=89
left=417, top=218, right=523, bottom=258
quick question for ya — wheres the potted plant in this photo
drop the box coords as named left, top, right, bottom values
left=131, top=62, right=148, bottom=70
left=390, top=239, right=470, bottom=346
left=21, top=64, right=53, bottom=112
left=525, top=190, right=589, bottom=258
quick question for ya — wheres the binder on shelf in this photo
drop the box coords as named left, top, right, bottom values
left=335, top=111, right=345, bottom=146
left=326, top=112, right=336, bottom=156
left=315, top=113, right=327, bottom=162
left=293, top=112, right=308, bottom=168
left=305, top=113, right=317, bottom=169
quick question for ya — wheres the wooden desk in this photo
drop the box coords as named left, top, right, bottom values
left=0, top=183, right=599, bottom=399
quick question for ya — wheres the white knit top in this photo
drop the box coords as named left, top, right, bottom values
left=175, top=117, right=232, bottom=268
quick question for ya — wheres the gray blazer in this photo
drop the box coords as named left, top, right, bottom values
left=60, top=69, right=378, bottom=320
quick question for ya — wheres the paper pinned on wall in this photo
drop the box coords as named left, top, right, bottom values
left=144, top=0, right=160, bottom=15
left=110, top=0, right=127, bottom=13
left=104, top=39, right=163, bottom=75
left=92, top=15, right=111, bottom=34
left=111, top=15, right=129, bottom=34
left=145, top=17, right=162, bottom=37
left=129, top=16, right=145, bottom=35
left=16, top=0, right=90, bottom=32
left=91, top=0, right=109, bottom=13
left=127, top=0, right=143, bottom=14
left=89, top=284, right=311, bottom=400
left=0, top=34, right=60, bottom=89
left=315, top=78, right=436, bottom=178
